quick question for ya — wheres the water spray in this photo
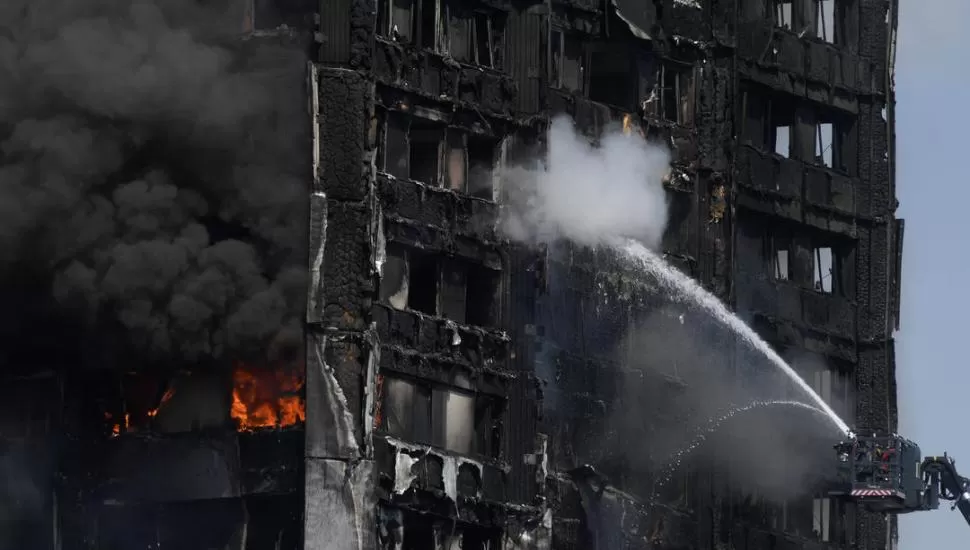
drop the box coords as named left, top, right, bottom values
left=619, top=239, right=852, bottom=437
left=653, top=399, right=830, bottom=495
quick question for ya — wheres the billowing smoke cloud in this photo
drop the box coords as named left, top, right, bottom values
left=0, top=0, right=307, bottom=368
left=501, top=115, right=671, bottom=249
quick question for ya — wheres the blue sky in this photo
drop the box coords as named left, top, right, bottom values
left=895, top=0, right=967, bottom=546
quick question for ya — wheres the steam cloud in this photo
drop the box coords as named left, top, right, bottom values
left=501, top=115, right=671, bottom=249
left=0, top=0, right=307, bottom=368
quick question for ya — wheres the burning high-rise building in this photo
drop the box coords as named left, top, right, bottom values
left=0, top=0, right=900, bottom=549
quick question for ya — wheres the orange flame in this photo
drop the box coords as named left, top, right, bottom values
left=231, top=362, right=306, bottom=431
left=106, top=412, right=129, bottom=437
left=147, top=387, right=176, bottom=418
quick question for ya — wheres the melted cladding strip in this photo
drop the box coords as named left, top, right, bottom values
left=314, top=335, right=360, bottom=456
left=385, top=436, right=484, bottom=502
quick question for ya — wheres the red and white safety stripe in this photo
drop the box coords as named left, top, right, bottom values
left=851, top=489, right=896, bottom=497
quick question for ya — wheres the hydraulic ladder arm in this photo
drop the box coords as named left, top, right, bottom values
left=920, top=455, right=970, bottom=528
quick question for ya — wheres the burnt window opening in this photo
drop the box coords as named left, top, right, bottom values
left=445, top=130, right=467, bottom=192
left=377, top=374, right=502, bottom=457
left=759, top=223, right=792, bottom=282
left=467, top=134, right=499, bottom=200
left=379, top=112, right=445, bottom=185
left=815, top=0, right=834, bottom=42
left=812, top=496, right=835, bottom=541
left=810, top=359, right=854, bottom=423
left=407, top=251, right=439, bottom=315
left=466, top=266, right=501, bottom=327
left=386, top=0, right=415, bottom=43
left=381, top=244, right=411, bottom=310
left=409, top=122, right=443, bottom=185
left=816, top=121, right=834, bottom=168
left=833, top=0, right=858, bottom=48
left=382, top=111, right=411, bottom=179
left=551, top=30, right=585, bottom=94
left=772, top=0, right=793, bottom=29
left=770, top=99, right=796, bottom=158
left=810, top=233, right=854, bottom=298
left=438, top=258, right=468, bottom=322
left=246, top=0, right=317, bottom=31
left=380, top=244, right=501, bottom=327
left=814, top=110, right=854, bottom=173
left=766, top=234, right=792, bottom=281
left=378, top=0, right=444, bottom=48
left=812, top=246, right=833, bottom=293
left=820, top=494, right=849, bottom=544
left=649, top=63, right=695, bottom=126
left=419, top=0, right=444, bottom=50
left=443, top=130, right=499, bottom=198
left=587, top=46, right=637, bottom=110
left=473, top=14, right=494, bottom=66
left=742, top=87, right=796, bottom=156
left=380, top=375, right=433, bottom=443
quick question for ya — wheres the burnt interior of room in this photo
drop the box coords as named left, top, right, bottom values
left=375, top=0, right=505, bottom=64
left=378, top=110, right=501, bottom=201
left=380, top=242, right=502, bottom=327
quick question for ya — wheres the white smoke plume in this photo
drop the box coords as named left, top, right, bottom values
left=500, top=115, right=672, bottom=248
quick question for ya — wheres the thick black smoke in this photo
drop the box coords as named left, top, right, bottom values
left=0, top=0, right=308, bottom=370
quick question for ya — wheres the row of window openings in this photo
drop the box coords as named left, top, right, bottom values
left=376, top=374, right=501, bottom=457
left=770, top=0, right=838, bottom=44
left=770, top=240, right=839, bottom=294
left=670, top=468, right=845, bottom=542
left=381, top=244, right=500, bottom=328
left=744, top=494, right=845, bottom=543
left=551, top=31, right=696, bottom=125
left=378, top=0, right=495, bottom=67
left=772, top=121, right=840, bottom=169
left=744, top=88, right=854, bottom=174
left=380, top=114, right=499, bottom=200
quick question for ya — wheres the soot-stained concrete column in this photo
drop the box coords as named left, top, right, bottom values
left=304, top=64, right=380, bottom=550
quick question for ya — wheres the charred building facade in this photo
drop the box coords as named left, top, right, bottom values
left=0, top=0, right=901, bottom=548
left=310, top=0, right=902, bottom=546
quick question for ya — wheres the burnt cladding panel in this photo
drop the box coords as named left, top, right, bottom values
left=319, top=0, right=353, bottom=64
left=506, top=8, right=545, bottom=114
left=503, top=245, right=540, bottom=504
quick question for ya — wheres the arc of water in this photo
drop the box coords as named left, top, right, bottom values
left=619, top=239, right=852, bottom=437
left=652, top=399, right=830, bottom=495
